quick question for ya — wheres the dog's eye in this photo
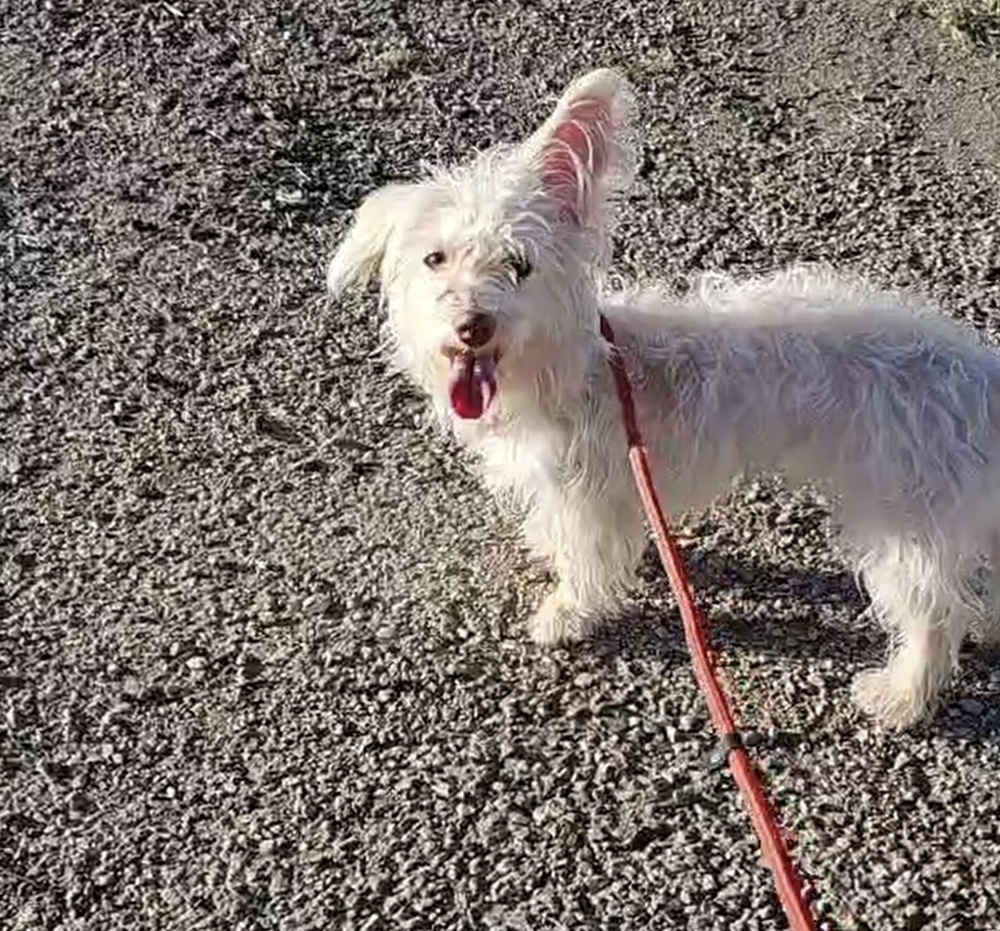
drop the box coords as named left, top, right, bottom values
left=508, top=254, right=532, bottom=283
left=423, top=251, right=446, bottom=269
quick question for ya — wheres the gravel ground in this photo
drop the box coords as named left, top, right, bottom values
left=3, top=1, right=1000, bottom=929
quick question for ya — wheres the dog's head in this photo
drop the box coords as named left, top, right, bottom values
left=328, top=68, right=634, bottom=423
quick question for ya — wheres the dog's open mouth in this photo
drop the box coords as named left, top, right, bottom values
left=448, top=352, right=498, bottom=420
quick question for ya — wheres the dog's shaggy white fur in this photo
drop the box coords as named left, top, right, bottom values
left=328, top=68, right=1000, bottom=729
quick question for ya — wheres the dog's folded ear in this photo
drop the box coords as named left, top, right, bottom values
left=327, top=183, right=414, bottom=297
left=521, top=68, right=635, bottom=228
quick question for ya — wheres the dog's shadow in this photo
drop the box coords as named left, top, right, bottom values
left=592, top=543, right=876, bottom=663
left=589, top=543, right=1000, bottom=741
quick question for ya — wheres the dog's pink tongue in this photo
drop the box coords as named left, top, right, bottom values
left=449, top=355, right=497, bottom=420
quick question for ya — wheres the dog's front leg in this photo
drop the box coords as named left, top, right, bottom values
left=524, top=481, right=646, bottom=644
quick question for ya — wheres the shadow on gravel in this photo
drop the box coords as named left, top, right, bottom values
left=589, top=608, right=691, bottom=667
left=930, top=643, right=1000, bottom=744
left=931, top=710, right=1000, bottom=744
left=603, top=545, right=878, bottom=664
left=255, top=117, right=398, bottom=232
left=590, top=544, right=1000, bottom=741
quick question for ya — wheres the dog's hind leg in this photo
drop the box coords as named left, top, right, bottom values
left=524, top=482, right=647, bottom=645
left=850, top=539, right=971, bottom=729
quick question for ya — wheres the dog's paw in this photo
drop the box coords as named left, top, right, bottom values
left=850, top=668, right=929, bottom=731
left=529, top=592, right=593, bottom=645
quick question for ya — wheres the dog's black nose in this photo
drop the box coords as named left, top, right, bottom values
left=456, top=313, right=496, bottom=349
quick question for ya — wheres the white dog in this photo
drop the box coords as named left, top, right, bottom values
left=327, top=68, right=1000, bottom=730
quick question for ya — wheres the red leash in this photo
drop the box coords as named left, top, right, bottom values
left=600, top=315, right=818, bottom=931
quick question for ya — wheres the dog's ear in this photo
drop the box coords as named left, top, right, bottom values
left=327, top=184, right=414, bottom=296
left=521, top=68, right=635, bottom=226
